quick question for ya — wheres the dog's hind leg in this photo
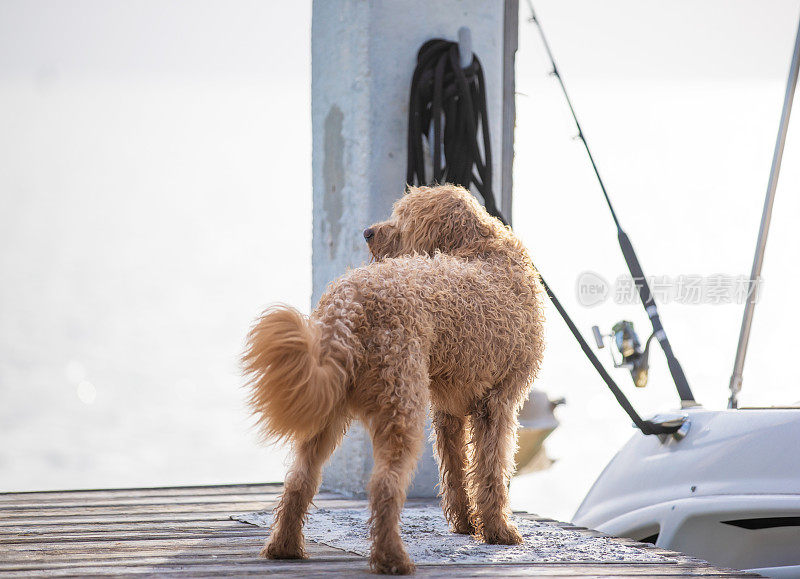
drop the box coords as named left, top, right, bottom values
left=262, top=416, right=349, bottom=560
left=468, top=376, right=527, bottom=546
left=366, top=372, right=428, bottom=574
left=432, top=410, right=475, bottom=535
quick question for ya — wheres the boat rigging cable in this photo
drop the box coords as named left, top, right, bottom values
left=406, top=37, right=679, bottom=435
left=524, top=1, right=696, bottom=405
left=728, top=14, right=800, bottom=408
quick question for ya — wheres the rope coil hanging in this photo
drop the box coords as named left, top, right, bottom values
left=406, top=38, right=501, bottom=218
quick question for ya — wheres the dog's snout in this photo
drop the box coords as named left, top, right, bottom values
left=363, top=227, right=375, bottom=241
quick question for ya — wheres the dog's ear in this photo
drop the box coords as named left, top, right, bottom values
left=400, top=185, right=496, bottom=254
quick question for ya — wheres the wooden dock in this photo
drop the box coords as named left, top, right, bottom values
left=0, top=483, right=759, bottom=577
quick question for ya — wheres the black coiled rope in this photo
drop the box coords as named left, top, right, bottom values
left=406, top=39, right=501, bottom=218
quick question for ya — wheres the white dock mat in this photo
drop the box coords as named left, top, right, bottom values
left=233, top=506, right=671, bottom=564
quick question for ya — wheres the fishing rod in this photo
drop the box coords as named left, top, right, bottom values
left=525, top=1, right=696, bottom=406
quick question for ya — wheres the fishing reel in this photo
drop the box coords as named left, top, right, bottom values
left=592, top=321, right=654, bottom=388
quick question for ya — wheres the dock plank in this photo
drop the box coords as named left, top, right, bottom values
left=0, top=493, right=285, bottom=509
left=0, top=562, right=762, bottom=578
left=0, top=518, right=252, bottom=536
left=0, top=541, right=355, bottom=568
left=0, top=501, right=275, bottom=519
left=0, top=484, right=759, bottom=577
left=0, top=483, right=284, bottom=503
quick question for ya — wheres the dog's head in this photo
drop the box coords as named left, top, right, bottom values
left=363, top=184, right=504, bottom=260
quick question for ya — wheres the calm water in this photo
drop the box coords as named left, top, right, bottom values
left=1, top=2, right=798, bottom=522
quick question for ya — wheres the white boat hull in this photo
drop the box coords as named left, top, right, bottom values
left=573, top=408, right=800, bottom=576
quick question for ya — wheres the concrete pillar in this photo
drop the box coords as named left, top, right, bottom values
left=312, top=0, right=518, bottom=498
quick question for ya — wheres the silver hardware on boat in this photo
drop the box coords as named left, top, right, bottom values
left=633, top=413, right=690, bottom=443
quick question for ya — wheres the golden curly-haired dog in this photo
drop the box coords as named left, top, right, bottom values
left=243, top=184, right=545, bottom=574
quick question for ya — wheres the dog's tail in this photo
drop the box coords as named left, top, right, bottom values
left=242, top=306, right=347, bottom=441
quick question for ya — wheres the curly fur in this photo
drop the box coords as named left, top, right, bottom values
left=243, top=184, right=545, bottom=575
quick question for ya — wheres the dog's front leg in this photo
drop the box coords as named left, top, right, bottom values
left=367, top=406, right=426, bottom=575
left=263, top=417, right=349, bottom=560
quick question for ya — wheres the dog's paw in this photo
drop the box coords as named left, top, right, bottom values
left=451, top=517, right=477, bottom=535
left=370, top=551, right=416, bottom=575
left=261, top=535, right=307, bottom=560
left=481, top=523, right=523, bottom=545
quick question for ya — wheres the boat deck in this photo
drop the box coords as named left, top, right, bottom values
left=0, top=483, right=760, bottom=577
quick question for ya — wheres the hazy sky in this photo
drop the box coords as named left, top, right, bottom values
left=1, top=0, right=799, bottom=83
